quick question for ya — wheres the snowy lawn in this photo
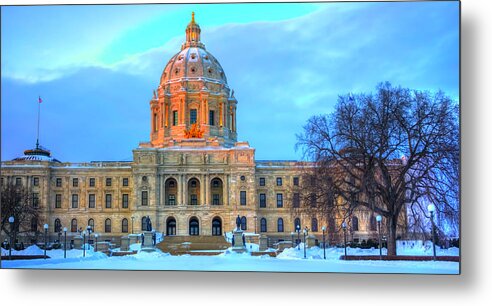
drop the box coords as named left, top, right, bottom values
left=1, top=241, right=459, bottom=274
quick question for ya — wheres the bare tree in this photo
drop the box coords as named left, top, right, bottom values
left=296, top=83, right=459, bottom=255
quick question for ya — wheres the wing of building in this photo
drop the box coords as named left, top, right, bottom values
left=1, top=13, right=401, bottom=249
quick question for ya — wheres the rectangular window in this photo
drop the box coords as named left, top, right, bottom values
left=1, top=177, right=4, bottom=186
left=33, top=177, right=39, bottom=186
left=72, top=178, right=78, bottom=187
left=89, top=178, right=95, bottom=187
left=212, top=194, right=220, bottom=205
left=259, top=177, right=265, bottom=186
left=190, top=109, right=197, bottom=124
left=55, top=194, right=62, bottom=208
left=190, top=194, right=197, bottom=205
left=32, top=193, right=39, bottom=208
left=240, top=191, right=247, bottom=206
left=122, top=194, right=129, bottom=208
left=122, top=178, right=129, bottom=187
left=16, top=177, right=22, bottom=186
left=105, top=194, right=112, bottom=208
left=276, top=177, right=283, bottom=186
left=276, top=193, right=283, bottom=208
left=259, top=193, right=266, bottom=208
left=209, top=110, right=215, bottom=126
left=72, top=194, right=79, bottom=208
left=56, top=178, right=62, bottom=187
left=106, top=178, right=112, bottom=187
left=88, top=194, right=96, bottom=208
left=310, top=193, right=317, bottom=207
left=173, top=111, right=178, bottom=126
left=293, top=177, right=299, bottom=186
left=141, top=191, right=148, bottom=206
left=293, top=193, right=300, bottom=208
left=168, top=194, right=175, bottom=205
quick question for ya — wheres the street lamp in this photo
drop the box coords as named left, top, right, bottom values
left=296, top=224, right=300, bottom=250
left=94, top=233, right=99, bottom=252
left=342, top=222, right=347, bottom=259
left=63, top=227, right=67, bottom=259
left=86, top=225, right=93, bottom=251
left=322, top=226, right=326, bottom=260
left=428, top=204, right=437, bottom=261
left=376, top=215, right=382, bottom=260
left=303, top=227, right=309, bottom=259
left=43, top=223, right=49, bottom=260
left=82, top=230, right=86, bottom=257
left=131, top=216, right=135, bottom=234
left=254, top=216, right=257, bottom=234
left=8, top=216, right=14, bottom=260
left=290, top=232, right=294, bottom=248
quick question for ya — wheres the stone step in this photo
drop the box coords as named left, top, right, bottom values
left=157, top=235, right=230, bottom=254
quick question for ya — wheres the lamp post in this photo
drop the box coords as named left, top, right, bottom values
left=291, top=232, right=294, bottom=248
left=8, top=216, right=14, bottom=260
left=303, top=227, right=309, bottom=259
left=63, top=227, right=67, bottom=259
left=95, top=234, right=99, bottom=252
left=82, top=230, right=86, bottom=257
left=322, top=226, right=326, bottom=260
left=254, top=216, right=257, bottom=234
left=131, top=216, right=135, bottom=234
left=342, top=222, right=347, bottom=259
left=376, top=215, right=382, bottom=260
left=43, top=223, right=49, bottom=259
left=428, top=204, right=437, bottom=261
left=86, top=225, right=93, bottom=251
left=296, top=224, right=300, bottom=250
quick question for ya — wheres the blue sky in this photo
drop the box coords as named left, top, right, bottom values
left=1, top=1, right=459, bottom=162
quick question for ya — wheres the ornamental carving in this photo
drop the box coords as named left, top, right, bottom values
left=184, top=123, right=204, bottom=138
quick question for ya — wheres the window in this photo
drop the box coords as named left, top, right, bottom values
left=240, top=175, right=245, bottom=181
left=310, top=193, right=316, bottom=207
left=122, top=218, right=129, bottom=233
left=31, top=218, right=38, bottom=232
left=32, top=193, right=39, bottom=208
left=190, top=194, right=198, bottom=205
left=169, top=180, right=175, bottom=187
left=240, top=191, right=247, bottom=205
left=71, top=219, right=78, bottom=232
left=16, top=177, right=21, bottom=186
left=209, top=110, right=215, bottom=126
left=312, top=218, right=318, bottom=232
left=277, top=218, right=284, bottom=232
left=212, top=217, right=222, bottom=236
left=105, top=219, right=111, bottom=233
left=259, top=193, right=266, bottom=208
left=153, top=113, right=158, bottom=132
left=88, top=218, right=95, bottom=230
left=328, top=217, right=336, bottom=232
left=105, top=194, right=112, bottom=208
left=276, top=177, right=282, bottom=186
left=189, top=218, right=199, bottom=236
left=276, top=193, right=283, bottom=208
left=294, top=218, right=301, bottom=231
left=141, top=191, right=148, bottom=206
left=33, top=177, right=39, bottom=186
left=173, top=111, right=178, bottom=126
left=168, top=194, right=176, bottom=205
left=72, top=178, right=78, bottom=187
left=260, top=218, right=267, bottom=232
left=54, top=219, right=61, bottom=232
left=89, top=178, right=95, bottom=187
left=190, top=109, right=197, bottom=124
left=293, top=177, right=299, bottom=186
left=259, top=177, right=265, bottom=186
left=212, top=179, right=219, bottom=188
left=71, top=194, right=79, bottom=208
left=56, top=178, right=62, bottom=187
left=370, top=215, right=377, bottom=231
left=88, top=194, right=96, bottom=208
left=55, top=194, right=62, bottom=208
left=122, top=194, right=129, bottom=208
left=352, top=216, right=359, bottom=231
left=240, top=216, right=247, bottom=230
left=293, top=193, right=300, bottom=208
left=141, top=217, right=148, bottom=231
left=212, top=194, right=220, bottom=205
left=122, top=178, right=129, bottom=187
left=106, top=178, right=112, bottom=187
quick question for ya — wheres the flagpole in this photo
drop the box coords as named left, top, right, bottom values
left=36, top=96, right=41, bottom=149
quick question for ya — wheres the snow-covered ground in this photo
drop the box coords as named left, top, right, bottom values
left=1, top=241, right=459, bottom=274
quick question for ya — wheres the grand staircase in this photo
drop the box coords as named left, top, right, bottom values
left=157, top=235, right=230, bottom=255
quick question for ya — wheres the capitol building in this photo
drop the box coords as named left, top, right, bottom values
left=1, top=14, right=389, bottom=248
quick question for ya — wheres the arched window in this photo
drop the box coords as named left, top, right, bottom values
left=210, top=178, right=223, bottom=205
left=88, top=218, right=95, bottom=231
left=370, top=215, right=377, bottom=231
left=105, top=218, right=112, bottom=233
left=294, top=218, right=301, bottom=231
left=166, top=217, right=176, bottom=236
left=212, top=217, right=222, bottom=236
left=311, top=218, right=318, bottom=232
left=260, top=218, right=267, bottom=232
left=165, top=178, right=177, bottom=206
left=277, top=218, right=284, bottom=232
left=31, top=218, right=38, bottom=232
left=240, top=216, right=247, bottom=231
left=122, top=218, right=129, bottom=233
left=189, top=217, right=199, bottom=236
left=54, top=218, right=61, bottom=232
left=352, top=216, right=359, bottom=231
left=188, top=178, right=200, bottom=205
left=141, top=217, right=148, bottom=231
left=70, top=219, right=77, bottom=233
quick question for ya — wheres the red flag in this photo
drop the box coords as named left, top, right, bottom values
left=38, top=96, right=42, bottom=103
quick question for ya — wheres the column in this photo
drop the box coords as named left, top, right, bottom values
left=204, top=174, right=209, bottom=206
left=200, top=174, right=205, bottom=205
left=224, top=174, right=229, bottom=206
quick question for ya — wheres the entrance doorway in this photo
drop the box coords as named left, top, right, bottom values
left=166, top=217, right=176, bottom=236
left=212, top=217, right=222, bottom=236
